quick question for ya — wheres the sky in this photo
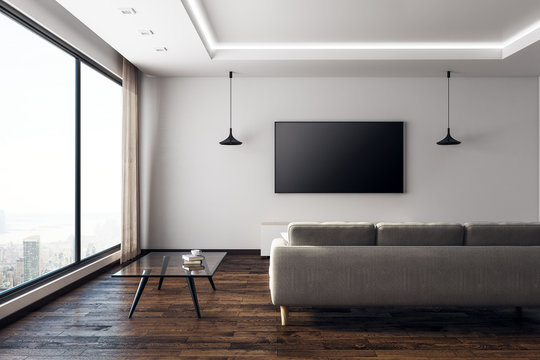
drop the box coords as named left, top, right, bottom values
left=0, top=13, right=122, bottom=215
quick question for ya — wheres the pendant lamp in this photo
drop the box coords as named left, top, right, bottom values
left=437, top=71, right=461, bottom=145
left=219, top=71, right=242, bottom=145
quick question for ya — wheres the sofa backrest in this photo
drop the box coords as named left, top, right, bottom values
left=376, top=223, right=464, bottom=246
left=464, top=222, right=540, bottom=245
left=288, top=222, right=376, bottom=246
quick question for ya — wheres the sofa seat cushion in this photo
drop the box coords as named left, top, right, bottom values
left=465, top=222, right=540, bottom=245
left=288, top=222, right=375, bottom=246
left=376, top=222, right=464, bottom=246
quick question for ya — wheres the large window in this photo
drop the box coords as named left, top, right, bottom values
left=0, top=7, right=121, bottom=296
left=81, top=63, right=122, bottom=258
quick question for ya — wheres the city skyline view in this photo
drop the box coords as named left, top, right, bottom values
left=0, top=210, right=120, bottom=293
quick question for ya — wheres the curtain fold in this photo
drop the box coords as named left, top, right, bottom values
left=121, top=58, right=140, bottom=263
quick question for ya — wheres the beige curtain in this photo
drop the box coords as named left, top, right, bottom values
left=121, top=58, right=140, bottom=263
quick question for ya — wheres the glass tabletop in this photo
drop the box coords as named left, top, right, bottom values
left=112, top=252, right=227, bottom=277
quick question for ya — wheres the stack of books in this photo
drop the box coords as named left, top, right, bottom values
left=182, top=254, right=205, bottom=271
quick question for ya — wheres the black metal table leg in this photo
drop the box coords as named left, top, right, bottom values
left=208, top=276, right=216, bottom=290
left=186, top=277, right=201, bottom=318
left=157, top=255, right=170, bottom=290
left=129, top=269, right=151, bottom=318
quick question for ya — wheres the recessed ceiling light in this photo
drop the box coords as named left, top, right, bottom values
left=139, top=29, right=154, bottom=36
left=119, top=8, right=136, bottom=15
left=155, top=47, right=168, bottom=52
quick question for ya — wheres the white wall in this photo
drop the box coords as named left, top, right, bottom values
left=4, top=0, right=122, bottom=76
left=140, top=76, right=539, bottom=249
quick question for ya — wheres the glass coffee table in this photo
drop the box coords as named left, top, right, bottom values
left=112, top=251, right=226, bottom=318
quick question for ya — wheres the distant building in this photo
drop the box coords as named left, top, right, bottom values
left=0, top=210, right=6, bottom=234
left=23, top=236, right=40, bottom=282
left=15, top=258, right=24, bottom=286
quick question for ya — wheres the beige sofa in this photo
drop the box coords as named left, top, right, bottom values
left=270, top=222, right=540, bottom=325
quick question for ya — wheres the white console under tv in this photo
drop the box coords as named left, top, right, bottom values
left=260, top=222, right=288, bottom=256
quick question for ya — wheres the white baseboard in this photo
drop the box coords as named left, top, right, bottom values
left=0, top=251, right=120, bottom=321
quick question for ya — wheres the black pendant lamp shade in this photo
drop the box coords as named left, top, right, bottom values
left=437, top=128, right=461, bottom=145
left=219, top=71, right=242, bottom=145
left=437, top=71, right=461, bottom=145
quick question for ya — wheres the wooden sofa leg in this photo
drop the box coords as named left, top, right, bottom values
left=280, top=306, right=288, bottom=326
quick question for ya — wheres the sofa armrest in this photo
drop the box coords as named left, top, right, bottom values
left=269, top=238, right=289, bottom=305
left=271, top=237, right=288, bottom=249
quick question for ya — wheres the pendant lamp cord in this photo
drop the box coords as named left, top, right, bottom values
left=229, top=71, right=233, bottom=129
left=447, top=71, right=450, bottom=129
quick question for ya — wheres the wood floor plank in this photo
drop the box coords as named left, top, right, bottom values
left=2, top=253, right=540, bottom=358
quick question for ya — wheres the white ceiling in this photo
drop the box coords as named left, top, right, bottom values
left=202, top=0, right=540, bottom=43
left=54, top=0, right=540, bottom=77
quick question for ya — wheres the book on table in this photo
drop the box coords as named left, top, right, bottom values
left=183, top=260, right=202, bottom=265
left=182, top=264, right=205, bottom=271
left=182, top=254, right=205, bottom=261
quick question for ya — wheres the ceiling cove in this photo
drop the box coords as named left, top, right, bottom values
left=182, top=0, right=540, bottom=61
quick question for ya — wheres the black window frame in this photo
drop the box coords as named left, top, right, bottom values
left=0, top=1, right=123, bottom=302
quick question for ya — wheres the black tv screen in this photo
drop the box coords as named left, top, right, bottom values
left=275, top=121, right=404, bottom=193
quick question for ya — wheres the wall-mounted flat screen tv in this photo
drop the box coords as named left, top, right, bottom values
left=275, top=121, right=404, bottom=193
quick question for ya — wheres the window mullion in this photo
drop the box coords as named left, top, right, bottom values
left=75, top=58, right=81, bottom=263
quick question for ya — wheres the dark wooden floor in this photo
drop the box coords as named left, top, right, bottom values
left=2, top=253, right=540, bottom=359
